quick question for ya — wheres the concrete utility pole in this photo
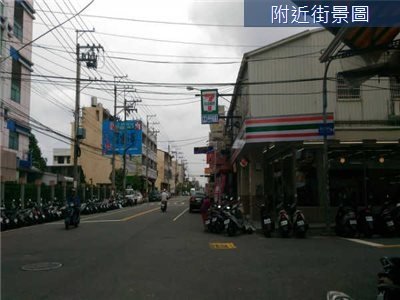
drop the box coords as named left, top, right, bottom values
left=114, top=87, right=140, bottom=200
left=73, top=29, right=101, bottom=196
left=111, top=75, right=127, bottom=197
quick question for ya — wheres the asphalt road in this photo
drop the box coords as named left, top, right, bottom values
left=1, top=196, right=399, bottom=300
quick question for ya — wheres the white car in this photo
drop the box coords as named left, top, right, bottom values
left=125, top=189, right=143, bottom=205
left=134, top=191, right=143, bottom=204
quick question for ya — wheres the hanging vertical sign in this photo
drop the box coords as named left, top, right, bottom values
left=201, top=89, right=219, bottom=124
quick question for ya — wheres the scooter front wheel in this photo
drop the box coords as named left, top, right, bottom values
left=227, top=223, right=237, bottom=236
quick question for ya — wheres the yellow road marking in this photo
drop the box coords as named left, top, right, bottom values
left=209, top=242, right=236, bottom=250
left=81, top=206, right=138, bottom=221
left=120, top=207, right=159, bottom=221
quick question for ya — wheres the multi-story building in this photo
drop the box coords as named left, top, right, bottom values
left=72, top=99, right=157, bottom=192
left=0, top=0, right=35, bottom=191
left=52, top=148, right=71, bottom=166
left=155, top=149, right=172, bottom=191
left=226, top=29, right=400, bottom=222
left=141, top=122, right=157, bottom=192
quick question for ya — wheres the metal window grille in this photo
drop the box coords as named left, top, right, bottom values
left=390, top=77, right=400, bottom=101
left=336, top=74, right=360, bottom=101
left=8, top=131, right=19, bottom=150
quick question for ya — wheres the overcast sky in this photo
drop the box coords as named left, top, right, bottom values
left=30, top=0, right=303, bottom=185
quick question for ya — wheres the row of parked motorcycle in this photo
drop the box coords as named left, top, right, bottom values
left=204, top=197, right=256, bottom=236
left=203, top=197, right=309, bottom=237
left=0, top=195, right=139, bottom=231
left=335, top=201, right=400, bottom=238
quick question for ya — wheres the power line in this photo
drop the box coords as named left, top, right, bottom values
left=34, top=9, right=245, bottom=28
left=0, top=0, right=94, bottom=63
left=33, top=22, right=263, bottom=48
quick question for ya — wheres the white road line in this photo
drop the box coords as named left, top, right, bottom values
left=81, top=220, right=122, bottom=223
left=173, top=208, right=189, bottom=222
left=342, top=238, right=385, bottom=248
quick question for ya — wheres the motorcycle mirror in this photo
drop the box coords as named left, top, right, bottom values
left=237, top=197, right=241, bottom=201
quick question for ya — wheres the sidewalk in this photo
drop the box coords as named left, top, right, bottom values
left=252, top=219, right=336, bottom=236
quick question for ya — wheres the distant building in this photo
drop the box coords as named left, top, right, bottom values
left=52, top=148, right=71, bottom=166
left=155, top=149, right=172, bottom=191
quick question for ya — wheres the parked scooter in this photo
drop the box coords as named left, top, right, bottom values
left=326, top=256, right=400, bottom=300
left=376, top=201, right=396, bottom=237
left=204, top=204, right=227, bottom=234
left=259, top=203, right=274, bottom=237
left=357, top=205, right=375, bottom=238
left=377, top=256, right=400, bottom=300
left=335, top=205, right=358, bottom=238
left=277, top=202, right=291, bottom=238
left=289, top=203, right=308, bottom=238
left=224, top=197, right=255, bottom=236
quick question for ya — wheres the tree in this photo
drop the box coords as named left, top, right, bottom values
left=29, top=133, right=47, bottom=171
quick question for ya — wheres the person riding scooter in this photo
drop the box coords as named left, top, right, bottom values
left=160, top=189, right=168, bottom=212
left=65, top=189, right=81, bottom=229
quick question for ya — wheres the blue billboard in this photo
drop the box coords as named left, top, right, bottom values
left=102, top=120, right=142, bottom=155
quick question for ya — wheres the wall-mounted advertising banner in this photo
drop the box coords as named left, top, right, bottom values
left=102, top=120, right=142, bottom=155
left=201, top=89, right=219, bottom=124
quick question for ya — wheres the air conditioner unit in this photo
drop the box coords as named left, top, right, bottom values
left=393, top=100, right=400, bottom=116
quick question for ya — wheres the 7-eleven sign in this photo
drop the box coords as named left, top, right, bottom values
left=201, top=89, right=219, bottom=124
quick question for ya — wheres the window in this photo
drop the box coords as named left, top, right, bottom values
left=336, top=74, right=360, bottom=101
left=11, top=60, right=21, bottom=102
left=96, top=110, right=100, bottom=121
left=13, top=2, right=24, bottom=41
left=9, top=131, right=19, bottom=150
left=66, top=156, right=71, bottom=164
left=57, top=156, right=65, bottom=164
left=390, top=77, right=400, bottom=101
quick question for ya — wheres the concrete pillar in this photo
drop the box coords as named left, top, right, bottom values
left=20, top=183, right=25, bottom=209
left=291, top=147, right=298, bottom=203
left=239, top=158, right=250, bottom=215
left=90, top=184, right=93, bottom=201
left=97, top=185, right=100, bottom=200
left=82, top=184, right=86, bottom=203
left=62, top=181, right=67, bottom=203
left=50, top=183, right=55, bottom=202
left=316, top=148, right=323, bottom=207
left=103, top=185, right=107, bottom=199
left=1, top=182, right=5, bottom=207
left=248, top=151, right=264, bottom=220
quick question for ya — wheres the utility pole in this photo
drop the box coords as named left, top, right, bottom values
left=73, top=29, right=102, bottom=196
left=111, top=75, right=127, bottom=198
left=114, top=87, right=140, bottom=200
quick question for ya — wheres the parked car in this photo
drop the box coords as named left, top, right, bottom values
left=134, top=191, right=143, bottom=204
left=149, top=190, right=161, bottom=202
left=189, top=192, right=206, bottom=213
